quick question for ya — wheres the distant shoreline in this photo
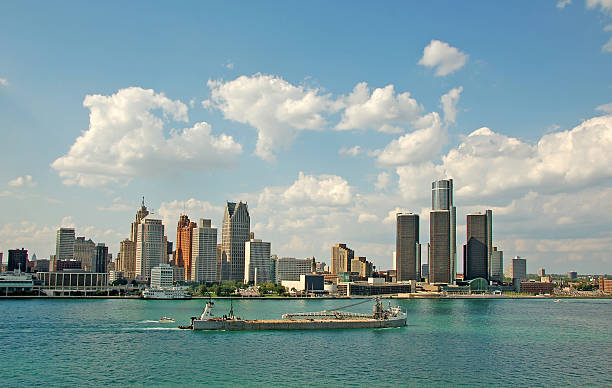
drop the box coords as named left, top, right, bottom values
left=1, top=295, right=610, bottom=300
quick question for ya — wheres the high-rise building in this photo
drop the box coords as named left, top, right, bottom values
left=244, top=235, right=272, bottom=284
left=94, top=243, right=108, bottom=273
left=273, top=257, right=314, bottom=283
left=396, top=213, right=420, bottom=281
left=511, top=256, right=527, bottom=280
left=56, top=228, right=75, bottom=260
left=429, top=210, right=450, bottom=284
left=350, top=257, right=374, bottom=278
left=119, top=239, right=136, bottom=279
left=221, top=201, right=250, bottom=282
left=74, top=237, right=95, bottom=272
left=432, top=179, right=456, bottom=282
left=567, top=271, right=578, bottom=280
left=331, top=243, right=354, bottom=274
left=192, top=219, right=218, bottom=283
left=176, top=215, right=197, bottom=281
left=490, top=247, right=503, bottom=284
left=8, top=249, right=28, bottom=272
left=464, top=212, right=491, bottom=281
left=135, top=215, right=165, bottom=282
left=130, top=197, right=149, bottom=243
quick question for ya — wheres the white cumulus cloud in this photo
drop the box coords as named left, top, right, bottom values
left=376, top=112, right=445, bottom=166
left=0, top=78, right=8, bottom=87
left=440, top=86, right=463, bottom=124
left=557, top=0, right=572, bottom=9
left=602, top=37, right=612, bottom=53
left=418, top=40, right=469, bottom=76
left=338, top=145, right=361, bottom=156
left=335, top=82, right=423, bottom=132
left=51, top=87, right=242, bottom=187
left=8, top=175, right=36, bottom=187
left=204, top=74, right=335, bottom=162
left=587, top=0, right=612, bottom=14
left=596, top=101, right=612, bottom=113
left=282, top=172, right=353, bottom=206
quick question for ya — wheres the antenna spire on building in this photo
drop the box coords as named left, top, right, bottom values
left=142, top=196, right=145, bottom=207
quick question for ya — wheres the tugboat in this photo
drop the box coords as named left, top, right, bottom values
left=179, top=298, right=406, bottom=331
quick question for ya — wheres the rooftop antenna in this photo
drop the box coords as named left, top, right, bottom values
left=142, top=196, right=145, bottom=207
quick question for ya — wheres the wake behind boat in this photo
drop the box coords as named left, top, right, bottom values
left=180, top=298, right=406, bottom=331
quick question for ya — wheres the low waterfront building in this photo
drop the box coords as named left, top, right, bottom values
left=151, top=264, right=173, bottom=288
left=599, top=277, right=612, bottom=293
left=109, top=270, right=124, bottom=283
left=37, top=271, right=109, bottom=296
left=0, top=270, right=35, bottom=295
left=520, top=281, right=555, bottom=295
left=338, top=278, right=413, bottom=296
left=55, top=260, right=82, bottom=271
left=281, top=274, right=325, bottom=294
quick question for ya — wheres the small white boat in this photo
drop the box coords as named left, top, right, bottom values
left=159, top=316, right=175, bottom=323
left=554, top=299, right=562, bottom=303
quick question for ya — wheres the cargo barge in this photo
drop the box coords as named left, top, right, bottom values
left=180, top=298, right=406, bottom=330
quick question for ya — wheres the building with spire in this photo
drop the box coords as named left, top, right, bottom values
left=130, top=197, right=149, bottom=244
left=135, top=214, right=165, bottom=283
left=176, top=214, right=197, bottom=281
left=221, top=201, right=250, bottom=282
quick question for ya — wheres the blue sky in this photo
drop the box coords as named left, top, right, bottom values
left=1, top=0, right=611, bottom=274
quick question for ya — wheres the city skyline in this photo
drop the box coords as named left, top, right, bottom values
left=1, top=2, right=612, bottom=273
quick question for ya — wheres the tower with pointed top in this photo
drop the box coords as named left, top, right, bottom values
left=176, top=214, right=197, bottom=281
left=221, top=201, right=250, bottom=282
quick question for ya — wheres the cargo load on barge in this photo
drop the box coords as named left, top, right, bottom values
left=179, top=298, right=406, bottom=330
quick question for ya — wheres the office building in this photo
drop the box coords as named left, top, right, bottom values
left=273, top=257, right=314, bottom=283
left=432, top=179, right=456, bottom=282
left=192, top=219, right=218, bottom=283
left=176, top=215, right=197, bottom=281
left=421, top=263, right=429, bottom=278
left=396, top=213, right=420, bottom=281
left=599, top=277, right=612, bottom=293
left=490, top=247, right=503, bottom=284
left=538, top=268, right=546, bottom=277
left=281, top=274, right=325, bottom=294
left=221, top=201, right=250, bottom=281
left=94, top=243, right=108, bottom=273
left=331, top=243, right=354, bottom=274
left=350, top=257, right=374, bottom=278
left=429, top=210, right=450, bottom=284
left=135, top=215, right=165, bottom=282
left=244, top=236, right=271, bottom=284
left=464, top=211, right=491, bottom=281
left=74, top=237, right=95, bottom=272
left=118, top=239, right=136, bottom=279
left=567, top=271, right=578, bottom=280
left=130, top=197, right=149, bottom=243
left=56, top=228, right=75, bottom=260
left=151, top=264, right=174, bottom=288
left=8, top=249, right=28, bottom=272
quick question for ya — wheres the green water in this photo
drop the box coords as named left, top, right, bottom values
left=1, top=298, right=611, bottom=387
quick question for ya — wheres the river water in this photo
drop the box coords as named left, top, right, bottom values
left=2, top=298, right=611, bottom=387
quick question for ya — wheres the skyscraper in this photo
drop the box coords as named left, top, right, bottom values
left=130, top=197, right=149, bottom=243
left=94, top=243, right=108, bottom=273
left=176, top=215, right=197, bottom=281
left=74, top=237, right=95, bottom=272
left=221, top=201, right=250, bottom=282
left=8, top=249, right=28, bottom=272
left=244, top=235, right=272, bottom=284
left=56, top=228, right=75, bottom=260
left=135, top=215, right=165, bottom=282
left=432, top=179, right=456, bottom=282
left=331, top=243, right=354, bottom=274
left=119, top=239, right=136, bottom=279
left=429, top=210, right=450, bottom=284
left=464, top=212, right=490, bottom=281
left=490, top=247, right=503, bottom=284
left=192, top=219, right=218, bottom=283
left=396, top=213, right=420, bottom=281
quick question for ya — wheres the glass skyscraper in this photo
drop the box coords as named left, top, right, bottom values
left=431, top=179, right=456, bottom=283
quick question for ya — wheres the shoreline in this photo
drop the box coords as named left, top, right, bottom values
left=1, top=295, right=610, bottom=300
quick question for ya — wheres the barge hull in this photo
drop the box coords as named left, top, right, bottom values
left=191, top=317, right=406, bottom=330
